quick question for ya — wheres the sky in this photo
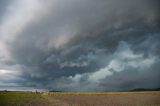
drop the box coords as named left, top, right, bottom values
left=0, top=0, right=160, bottom=91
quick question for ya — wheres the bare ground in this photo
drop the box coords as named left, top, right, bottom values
left=47, top=93, right=160, bottom=106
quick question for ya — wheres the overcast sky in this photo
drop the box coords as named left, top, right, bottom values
left=0, top=0, right=160, bottom=91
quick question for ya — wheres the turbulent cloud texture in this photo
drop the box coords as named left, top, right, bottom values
left=0, top=0, right=160, bottom=91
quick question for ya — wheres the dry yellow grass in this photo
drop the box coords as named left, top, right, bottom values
left=0, top=91, right=160, bottom=106
left=45, top=91, right=160, bottom=106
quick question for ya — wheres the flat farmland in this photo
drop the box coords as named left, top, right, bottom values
left=0, top=92, right=50, bottom=106
left=0, top=91, right=160, bottom=106
left=46, top=92, right=160, bottom=106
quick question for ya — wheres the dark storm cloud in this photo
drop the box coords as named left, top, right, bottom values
left=0, top=0, right=160, bottom=91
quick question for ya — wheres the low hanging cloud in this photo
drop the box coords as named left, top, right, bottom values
left=53, top=41, right=158, bottom=91
left=0, top=0, right=160, bottom=91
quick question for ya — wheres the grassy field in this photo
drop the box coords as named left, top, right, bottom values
left=0, top=92, right=50, bottom=106
left=0, top=91, right=160, bottom=106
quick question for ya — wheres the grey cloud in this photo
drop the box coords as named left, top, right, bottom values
left=52, top=41, right=159, bottom=91
left=0, top=0, right=11, bottom=20
left=0, top=0, right=160, bottom=91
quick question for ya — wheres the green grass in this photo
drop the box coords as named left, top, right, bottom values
left=0, top=92, right=47, bottom=106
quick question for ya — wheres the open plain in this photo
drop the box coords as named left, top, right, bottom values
left=0, top=91, right=160, bottom=106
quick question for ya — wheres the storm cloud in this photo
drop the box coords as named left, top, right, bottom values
left=0, top=0, right=160, bottom=91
